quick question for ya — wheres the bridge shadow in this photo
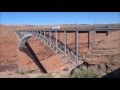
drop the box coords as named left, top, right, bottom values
left=102, top=68, right=120, bottom=78
left=20, top=41, right=47, bottom=73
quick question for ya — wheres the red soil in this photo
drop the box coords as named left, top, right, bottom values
left=0, top=24, right=119, bottom=73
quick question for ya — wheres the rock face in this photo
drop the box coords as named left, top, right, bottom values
left=70, top=62, right=119, bottom=78
left=0, top=24, right=119, bottom=78
left=0, top=27, right=18, bottom=72
left=83, top=30, right=120, bottom=76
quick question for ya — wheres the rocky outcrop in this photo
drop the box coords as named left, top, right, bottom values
left=83, top=30, right=120, bottom=77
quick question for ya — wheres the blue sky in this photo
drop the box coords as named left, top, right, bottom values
left=0, top=12, right=120, bottom=25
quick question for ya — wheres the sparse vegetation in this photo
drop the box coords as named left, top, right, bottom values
left=16, top=70, right=25, bottom=75
left=36, top=73, right=53, bottom=78
left=16, top=70, right=36, bottom=75
left=69, top=69, right=98, bottom=78
left=25, top=70, right=36, bottom=74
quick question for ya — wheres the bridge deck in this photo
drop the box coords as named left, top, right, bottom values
left=16, top=28, right=120, bottom=32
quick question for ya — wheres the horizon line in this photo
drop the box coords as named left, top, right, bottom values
left=0, top=23, right=119, bottom=26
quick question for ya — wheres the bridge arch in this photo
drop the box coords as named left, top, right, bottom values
left=18, top=32, right=64, bottom=55
left=18, top=33, right=33, bottom=49
left=17, top=31, right=80, bottom=67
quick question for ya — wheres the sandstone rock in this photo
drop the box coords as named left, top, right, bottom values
left=61, top=67, right=69, bottom=71
left=79, top=65, right=88, bottom=71
left=98, top=64, right=106, bottom=72
left=106, top=68, right=112, bottom=74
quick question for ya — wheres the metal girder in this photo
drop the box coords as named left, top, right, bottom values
left=64, top=30, right=67, bottom=56
left=88, top=31, right=90, bottom=49
left=93, top=31, right=96, bottom=45
left=56, top=30, right=58, bottom=53
left=75, top=30, right=78, bottom=65
left=18, top=33, right=33, bottom=49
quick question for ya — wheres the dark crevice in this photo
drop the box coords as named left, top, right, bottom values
left=102, top=68, right=120, bottom=78
left=20, top=41, right=47, bottom=73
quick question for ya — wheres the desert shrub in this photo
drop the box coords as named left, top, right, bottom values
left=25, top=70, right=36, bottom=74
left=69, top=69, right=98, bottom=78
left=16, top=70, right=25, bottom=75
left=36, top=73, right=53, bottom=78
left=16, top=70, right=36, bottom=74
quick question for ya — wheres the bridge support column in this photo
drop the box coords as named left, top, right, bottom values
left=39, top=31, right=41, bottom=39
left=106, top=31, right=109, bottom=36
left=44, top=30, right=45, bottom=36
left=75, top=30, right=78, bottom=66
left=46, top=31, right=48, bottom=44
left=53, top=32, right=55, bottom=51
left=56, top=30, right=58, bottom=53
left=88, top=31, right=90, bottom=49
left=16, top=34, right=20, bottom=52
left=49, top=30, right=51, bottom=46
left=93, top=31, right=96, bottom=45
left=50, top=32, right=52, bottom=47
left=64, top=30, right=67, bottom=56
left=58, top=32, right=60, bottom=41
left=40, top=30, right=41, bottom=35
left=44, top=30, right=46, bottom=44
left=36, top=31, right=39, bottom=38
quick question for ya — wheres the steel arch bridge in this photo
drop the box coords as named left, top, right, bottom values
left=16, top=28, right=120, bottom=73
